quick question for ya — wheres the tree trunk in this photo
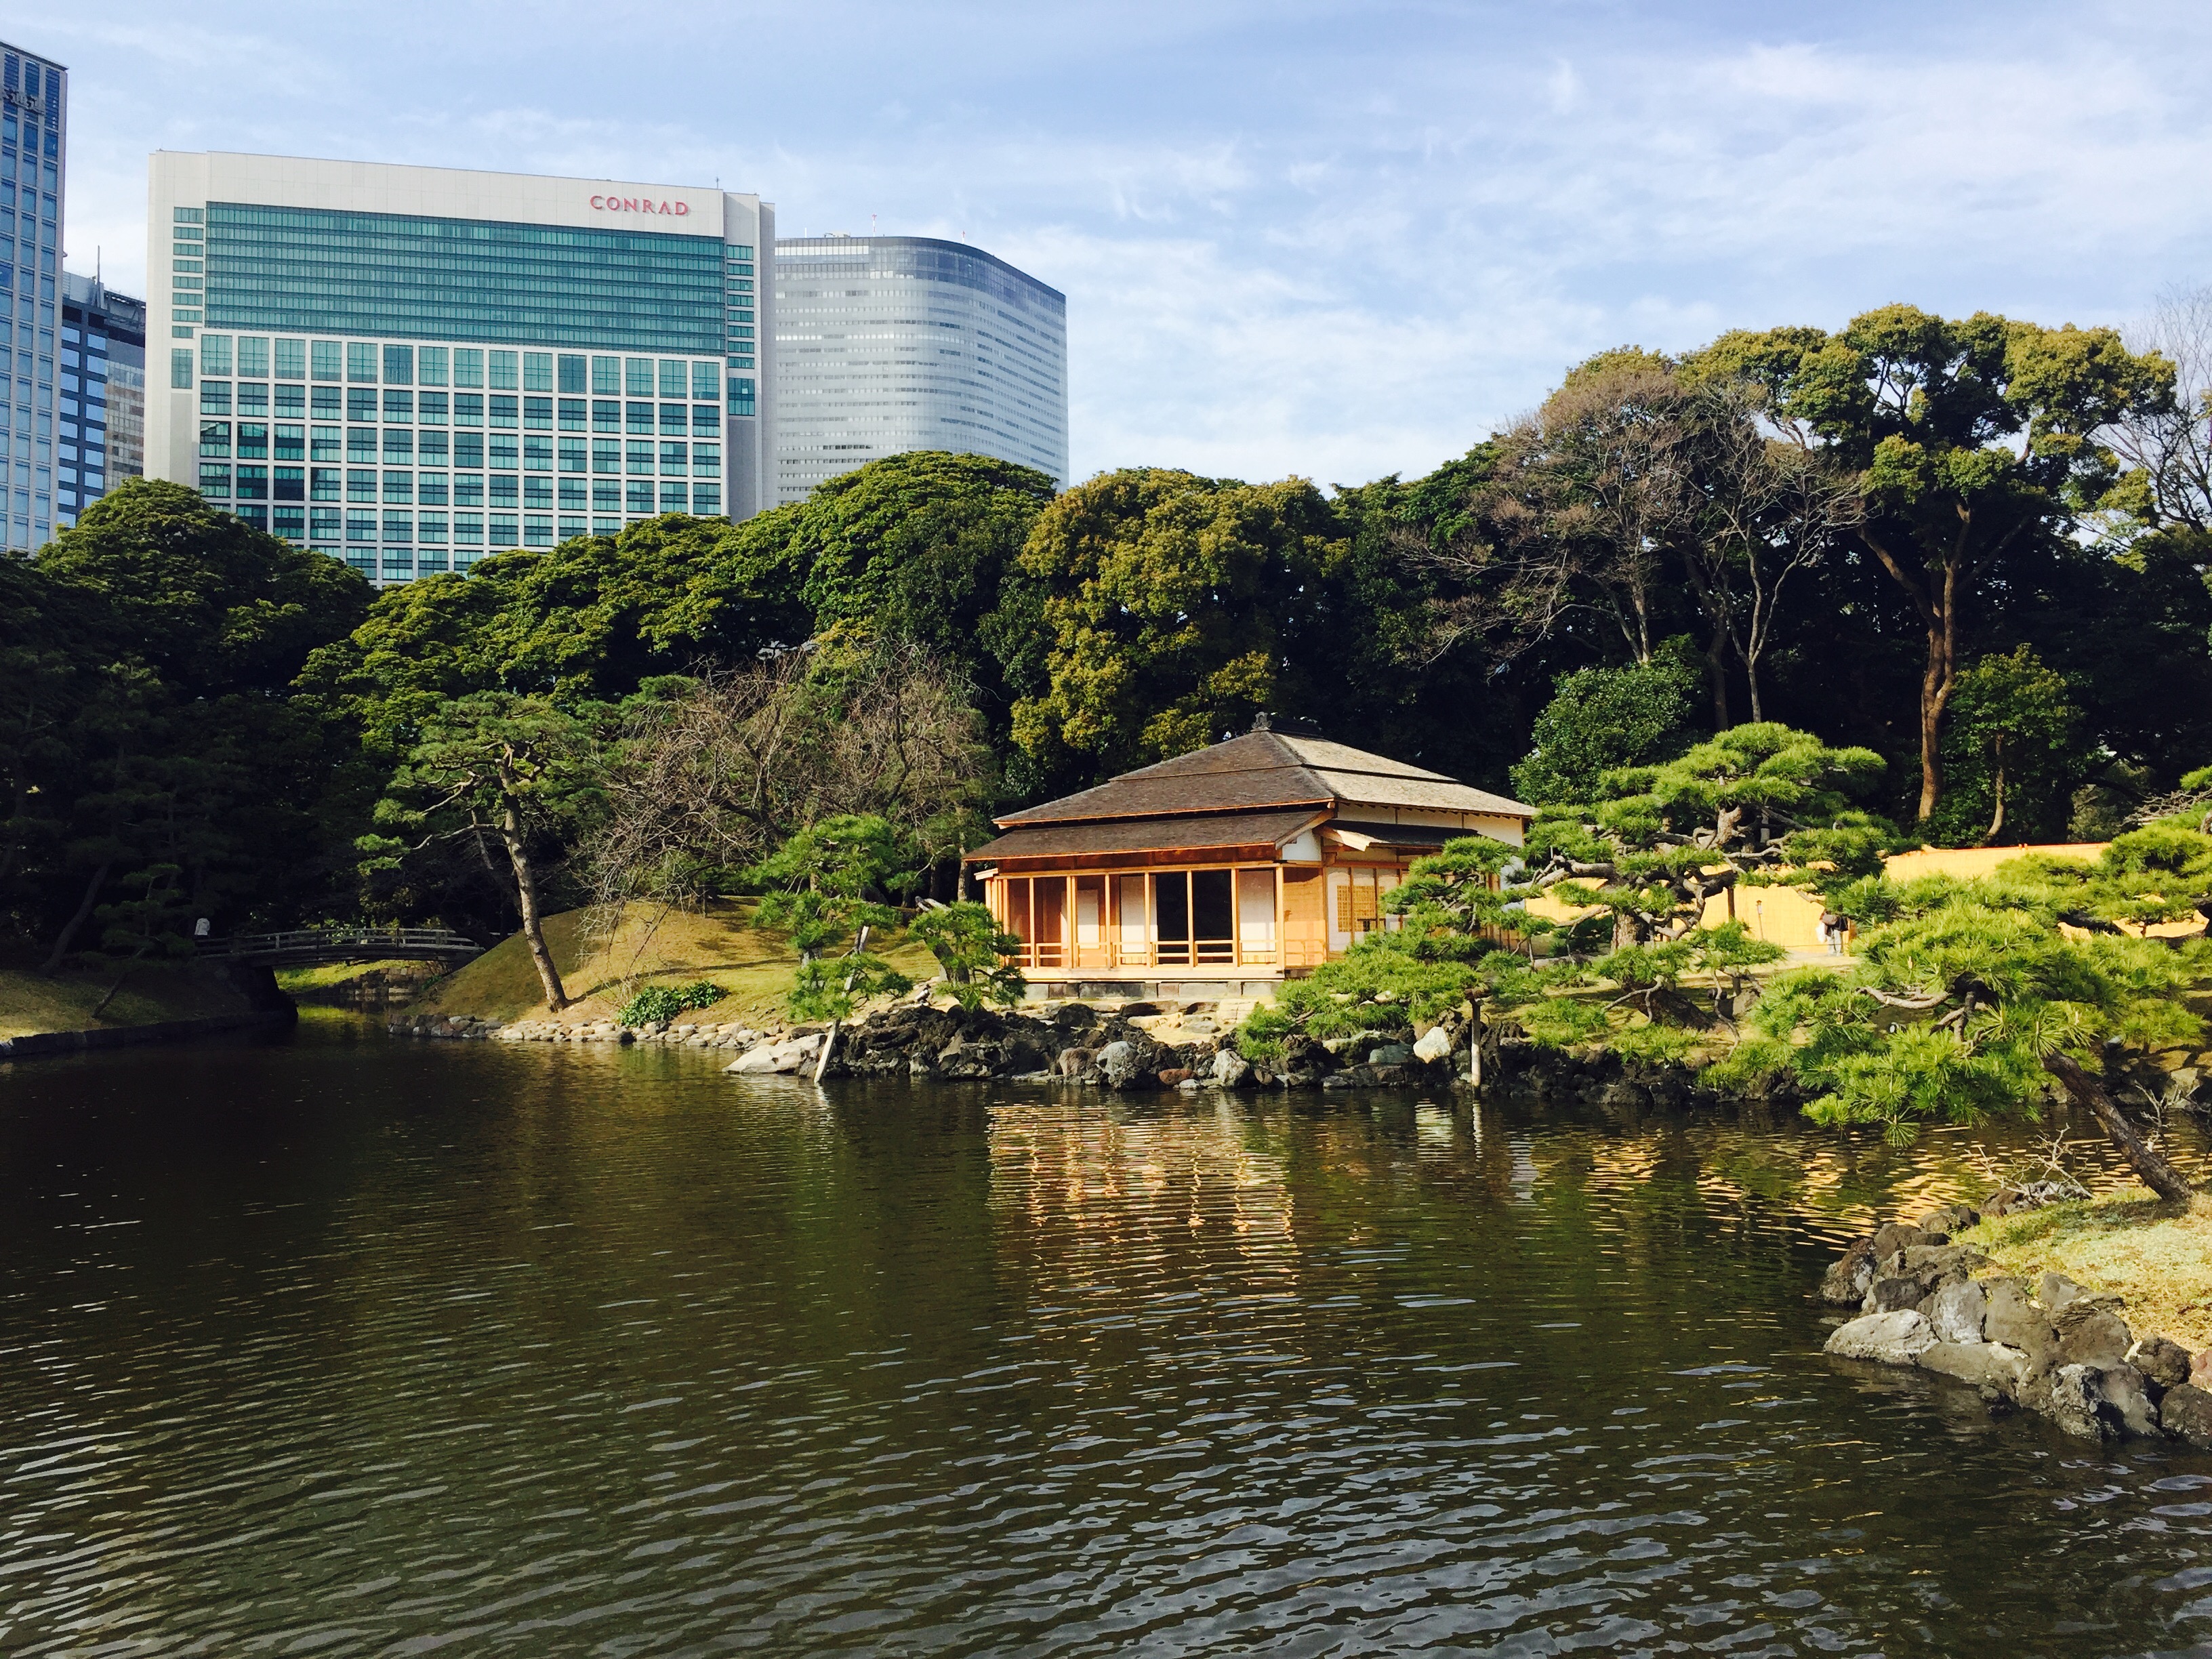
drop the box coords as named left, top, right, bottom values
left=500, top=802, right=569, bottom=1012
left=1917, top=617, right=1950, bottom=824
left=1705, top=628, right=1731, bottom=731
left=2043, top=1052, right=2194, bottom=1202
left=41, top=859, right=113, bottom=975
left=1858, top=528, right=1957, bottom=825
left=1982, top=736, right=2007, bottom=846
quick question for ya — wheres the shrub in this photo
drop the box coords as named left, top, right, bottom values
left=617, top=979, right=724, bottom=1026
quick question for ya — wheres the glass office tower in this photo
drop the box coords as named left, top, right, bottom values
left=147, top=153, right=773, bottom=585
left=58, top=273, right=146, bottom=528
left=2, top=41, right=66, bottom=550
left=773, top=235, right=1066, bottom=504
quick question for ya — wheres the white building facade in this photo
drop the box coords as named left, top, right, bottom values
left=146, top=153, right=772, bottom=584
left=773, top=234, right=1065, bottom=504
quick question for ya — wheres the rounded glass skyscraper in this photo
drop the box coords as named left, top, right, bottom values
left=773, top=235, right=1066, bottom=503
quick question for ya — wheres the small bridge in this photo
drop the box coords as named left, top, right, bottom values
left=197, top=927, right=487, bottom=970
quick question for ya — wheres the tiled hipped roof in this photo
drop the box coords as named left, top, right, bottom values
left=991, top=731, right=1532, bottom=827
left=964, top=731, right=1533, bottom=864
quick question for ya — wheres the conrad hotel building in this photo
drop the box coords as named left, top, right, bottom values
left=146, top=153, right=771, bottom=583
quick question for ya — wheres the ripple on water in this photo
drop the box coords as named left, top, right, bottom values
left=1, top=1021, right=2210, bottom=1656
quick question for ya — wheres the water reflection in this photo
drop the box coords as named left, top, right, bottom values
left=0, top=1021, right=2207, bottom=1656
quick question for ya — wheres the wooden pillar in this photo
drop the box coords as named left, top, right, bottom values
left=1231, top=864, right=1242, bottom=966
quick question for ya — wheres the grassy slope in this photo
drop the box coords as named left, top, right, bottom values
left=277, top=960, right=435, bottom=991
left=0, top=965, right=257, bottom=1040
left=1962, top=1195, right=2212, bottom=1351
left=407, top=899, right=937, bottom=1026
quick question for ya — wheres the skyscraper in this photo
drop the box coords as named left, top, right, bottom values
left=773, top=234, right=1066, bottom=504
left=2, top=41, right=65, bottom=551
left=147, top=153, right=773, bottom=585
left=58, top=273, right=146, bottom=528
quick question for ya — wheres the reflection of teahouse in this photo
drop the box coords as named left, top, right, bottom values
left=962, top=715, right=1534, bottom=999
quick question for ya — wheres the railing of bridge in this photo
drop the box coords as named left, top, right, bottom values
left=197, top=927, right=485, bottom=962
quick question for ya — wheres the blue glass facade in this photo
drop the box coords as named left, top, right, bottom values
left=150, top=157, right=773, bottom=584
left=56, top=274, right=145, bottom=529
left=1, top=39, right=65, bottom=550
left=203, top=205, right=723, bottom=352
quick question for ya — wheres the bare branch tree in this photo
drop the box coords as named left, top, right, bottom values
left=1414, top=366, right=1696, bottom=669
left=585, top=639, right=991, bottom=912
left=2112, top=283, right=2212, bottom=531
left=1682, top=379, right=1862, bottom=722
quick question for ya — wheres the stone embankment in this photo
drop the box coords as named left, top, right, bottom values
left=386, top=998, right=1472, bottom=1089
left=1820, top=1204, right=2212, bottom=1447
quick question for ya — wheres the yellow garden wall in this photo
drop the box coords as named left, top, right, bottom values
left=1521, top=842, right=2114, bottom=952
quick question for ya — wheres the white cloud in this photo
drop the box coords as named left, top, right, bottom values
left=32, top=1, right=2212, bottom=489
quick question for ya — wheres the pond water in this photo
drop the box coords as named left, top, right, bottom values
left=5, top=1013, right=2212, bottom=1656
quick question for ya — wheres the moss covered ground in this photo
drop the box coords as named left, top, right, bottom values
left=405, top=900, right=938, bottom=1027
left=1961, top=1195, right=2212, bottom=1351
left=0, top=965, right=258, bottom=1040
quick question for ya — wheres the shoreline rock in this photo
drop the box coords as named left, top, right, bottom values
left=1818, top=1204, right=2212, bottom=1446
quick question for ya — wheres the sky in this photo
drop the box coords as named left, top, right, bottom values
left=20, top=1, right=2212, bottom=489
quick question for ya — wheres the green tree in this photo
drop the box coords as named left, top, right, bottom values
left=1011, top=469, right=1347, bottom=785
left=1718, top=832, right=2212, bottom=1200
left=750, top=815, right=918, bottom=1021
left=733, top=452, right=1057, bottom=719
left=361, top=693, right=611, bottom=1011
left=9, top=483, right=371, bottom=960
left=1698, top=307, right=2172, bottom=825
left=909, top=902, right=1026, bottom=1010
left=1510, top=641, right=1704, bottom=805
left=1928, top=645, right=2082, bottom=846
left=1528, top=722, right=1895, bottom=949
left=39, top=478, right=371, bottom=697
left=1236, top=940, right=1480, bottom=1059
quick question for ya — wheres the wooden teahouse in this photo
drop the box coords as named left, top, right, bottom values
left=962, top=716, right=1535, bottom=998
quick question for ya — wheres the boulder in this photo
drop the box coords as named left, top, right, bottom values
left=2038, top=1271, right=2086, bottom=1313
left=1929, top=1279, right=1988, bottom=1345
left=1368, top=1042, right=1415, bottom=1067
left=1898, top=1244, right=1991, bottom=1278
left=1918, top=1203, right=1981, bottom=1234
left=1819, top=1239, right=1878, bottom=1307
left=2193, top=1349, right=2212, bottom=1390
left=1156, top=1067, right=1193, bottom=1087
left=2160, top=1382, right=2212, bottom=1449
left=1983, top=1279, right=2059, bottom=1373
left=1057, top=1047, right=1098, bottom=1079
left=725, top=1034, right=819, bottom=1076
left=1872, top=1222, right=1946, bottom=1265
left=2052, top=1300, right=2133, bottom=1369
left=1115, top=1001, right=1161, bottom=1019
left=2131, top=1336, right=2194, bottom=1395
left=2048, top=1364, right=2161, bottom=1441
left=1096, top=1040, right=1161, bottom=1091
left=1412, top=1027, right=1455, bottom=1065
left=1920, top=1340, right=2028, bottom=1395
left=1825, top=1309, right=1938, bottom=1364
left=1210, top=1049, right=1253, bottom=1088
left=1868, top=1276, right=1933, bottom=1314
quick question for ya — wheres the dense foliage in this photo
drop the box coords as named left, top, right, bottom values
left=9, top=287, right=2212, bottom=1015
left=615, top=980, right=724, bottom=1027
